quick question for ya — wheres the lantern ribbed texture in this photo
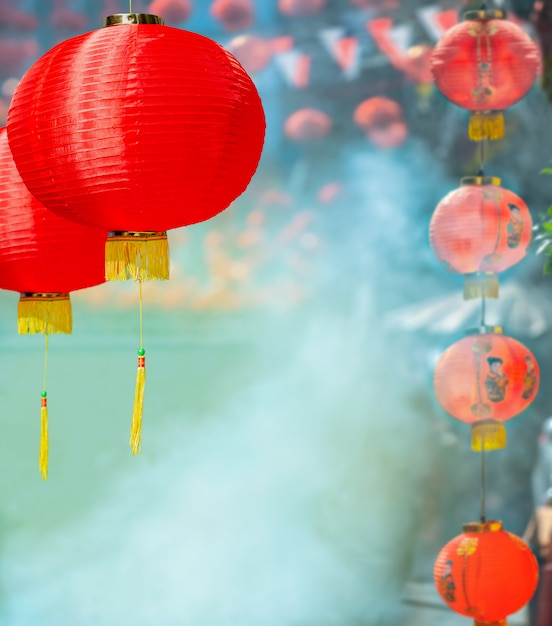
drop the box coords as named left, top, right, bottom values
left=0, top=127, right=106, bottom=295
left=6, top=23, right=265, bottom=233
left=434, top=521, right=539, bottom=623
left=284, top=108, right=332, bottom=141
left=434, top=332, right=539, bottom=425
left=430, top=17, right=540, bottom=112
left=430, top=179, right=532, bottom=275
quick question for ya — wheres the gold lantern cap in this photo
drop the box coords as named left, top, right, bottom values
left=463, top=9, right=506, bottom=21
left=462, top=520, right=503, bottom=533
left=104, top=14, right=164, bottom=27
left=461, top=176, right=501, bottom=187
left=465, top=325, right=504, bottom=336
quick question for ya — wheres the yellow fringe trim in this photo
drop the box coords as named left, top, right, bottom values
left=39, top=402, right=48, bottom=480
left=130, top=356, right=145, bottom=455
left=471, top=420, right=507, bottom=452
left=18, top=294, right=72, bottom=335
left=469, top=112, right=505, bottom=141
left=106, top=233, right=170, bottom=282
left=464, top=273, right=499, bottom=300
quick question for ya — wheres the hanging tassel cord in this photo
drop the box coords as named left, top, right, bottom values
left=129, top=0, right=133, bottom=13
left=130, top=279, right=145, bottom=456
left=39, top=333, right=50, bottom=480
left=480, top=293, right=486, bottom=327
left=480, top=438, right=487, bottom=523
left=478, top=136, right=486, bottom=177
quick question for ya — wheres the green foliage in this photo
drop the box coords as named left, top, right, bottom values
left=535, top=168, right=552, bottom=273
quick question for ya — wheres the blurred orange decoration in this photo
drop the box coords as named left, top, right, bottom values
left=258, top=188, right=293, bottom=210
left=317, top=181, right=342, bottom=205
left=402, top=44, right=434, bottom=85
left=434, top=328, right=539, bottom=451
left=284, top=108, right=332, bottom=141
left=353, top=96, right=407, bottom=148
left=51, top=0, right=88, bottom=31
left=147, top=0, right=192, bottom=25
left=430, top=177, right=532, bottom=300
left=431, top=9, right=540, bottom=140
left=434, top=521, right=538, bottom=625
left=210, top=0, right=254, bottom=32
left=227, top=35, right=272, bottom=74
left=278, top=0, right=325, bottom=16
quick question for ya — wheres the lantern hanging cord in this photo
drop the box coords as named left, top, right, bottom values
left=478, top=138, right=486, bottom=177
left=43, top=333, right=49, bottom=392
left=480, top=293, right=486, bottom=327
left=139, top=279, right=143, bottom=350
left=480, top=439, right=487, bottom=523
left=129, top=0, right=133, bottom=12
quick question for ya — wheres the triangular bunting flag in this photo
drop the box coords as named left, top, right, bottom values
left=416, top=5, right=458, bottom=42
left=319, top=27, right=361, bottom=79
left=274, top=50, right=311, bottom=88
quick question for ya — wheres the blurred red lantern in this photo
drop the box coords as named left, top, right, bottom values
left=0, top=1, right=38, bottom=31
left=227, top=35, right=272, bottom=74
left=430, top=177, right=532, bottom=300
left=434, top=520, right=538, bottom=623
left=354, top=97, right=407, bottom=148
left=147, top=0, right=192, bottom=25
left=7, top=12, right=265, bottom=456
left=350, top=0, right=398, bottom=9
left=279, top=0, right=325, bottom=17
left=284, top=108, right=332, bottom=141
left=210, top=0, right=254, bottom=31
left=434, top=327, right=539, bottom=450
left=318, top=182, right=342, bottom=205
left=0, top=126, right=107, bottom=479
left=0, top=37, right=39, bottom=78
left=431, top=9, right=540, bottom=140
left=354, top=96, right=403, bottom=131
left=7, top=13, right=265, bottom=282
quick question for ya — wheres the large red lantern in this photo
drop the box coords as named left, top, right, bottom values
left=6, top=12, right=265, bottom=455
left=147, top=0, right=192, bottom=25
left=210, top=0, right=254, bottom=32
left=431, top=9, right=540, bottom=140
left=7, top=13, right=265, bottom=282
left=278, top=0, right=325, bottom=17
left=434, top=327, right=539, bottom=451
left=430, top=176, right=532, bottom=299
left=284, top=108, right=332, bottom=141
left=434, top=520, right=538, bottom=624
left=0, top=127, right=107, bottom=479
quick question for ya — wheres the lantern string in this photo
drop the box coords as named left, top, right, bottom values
left=139, top=278, right=143, bottom=350
left=39, top=332, right=50, bottom=481
left=129, top=0, right=133, bottom=13
left=480, top=293, right=486, bottom=326
left=478, top=138, right=486, bottom=176
left=480, top=436, right=487, bottom=522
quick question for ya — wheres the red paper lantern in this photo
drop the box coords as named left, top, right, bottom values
left=431, top=9, right=540, bottom=140
left=434, top=327, right=539, bottom=450
left=7, top=13, right=265, bottom=282
left=278, top=0, right=325, bottom=17
left=0, top=127, right=106, bottom=333
left=227, top=35, right=272, bottom=74
left=210, top=0, right=254, bottom=32
left=0, top=126, right=107, bottom=480
left=434, top=520, right=539, bottom=625
left=147, top=0, right=192, bottom=25
left=284, top=108, right=332, bottom=141
left=430, top=176, right=532, bottom=300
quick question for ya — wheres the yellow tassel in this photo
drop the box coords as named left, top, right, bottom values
left=106, top=232, right=170, bottom=282
left=469, top=112, right=505, bottom=141
left=464, top=273, right=499, bottom=300
left=39, top=393, right=48, bottom=480
left=18, top=293, right=72, bottom=335
left=130, top=349, right=146, bottom=455
left=471, top=420, right=507, bottom=452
